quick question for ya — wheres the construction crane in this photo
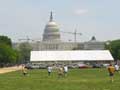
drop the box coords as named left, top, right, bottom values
left=60, top=29, right=82, bottom=42
left=18, top=36, right=41, bottom=43
left=18, top=36, right=32, bottom=42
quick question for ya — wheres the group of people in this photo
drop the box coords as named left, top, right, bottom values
left=108, top=63, right=119, bottom=82
left=21, top=63, right=119, bottom=82
left=47, top=65, right=68, bottom=78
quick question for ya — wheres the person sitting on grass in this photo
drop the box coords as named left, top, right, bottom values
left=108, top=64, right=115, bottom=82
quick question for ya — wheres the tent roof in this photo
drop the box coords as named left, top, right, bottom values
left=30, top=50, right=114, bottom=62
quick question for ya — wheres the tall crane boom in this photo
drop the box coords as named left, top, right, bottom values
left=60, top=29, right=82, bottom=42
left=18, top=36, right=31, bottom=42
left=18, top=36, right=41, bottom=43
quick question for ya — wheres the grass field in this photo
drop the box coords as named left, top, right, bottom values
left=0, top=68, right=120, bottom=90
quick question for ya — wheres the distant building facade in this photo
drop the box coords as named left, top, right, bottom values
left=13, top=12, right=105, bottom=51
left=84, top=36, right=105, bottom=50
left=31, top=12, right=104, bottom=51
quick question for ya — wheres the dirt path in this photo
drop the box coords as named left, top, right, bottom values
left=0, top=66, right=22, bottom=74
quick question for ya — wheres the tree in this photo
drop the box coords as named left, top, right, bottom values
left=0, top=43, right=18, bottom=67
left=0, top=36, right=12, bottom=47
left=18, top=42, right=32, bottom=63
left=0, top=35, right=20, bottom=67
left=106, top=39, right=120, bottom=61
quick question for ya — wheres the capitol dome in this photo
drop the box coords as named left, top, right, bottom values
left=42, top=12, right=61, bottom=42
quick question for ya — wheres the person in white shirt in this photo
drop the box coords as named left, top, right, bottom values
left=63, top=65, right=68, bottom=77
left=47, top=65, right=52, bottom=76
left=115, top=64, right=119, bottom=72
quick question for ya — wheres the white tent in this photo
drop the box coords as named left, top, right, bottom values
left=30, top=50, right=114, bottom=62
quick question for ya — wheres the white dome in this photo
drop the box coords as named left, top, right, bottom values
left=42, top=12, right=61, bottom=42
left=45, top=21, right=59, bottom=31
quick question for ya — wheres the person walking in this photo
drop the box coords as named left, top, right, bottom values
left=108, top=64, right=115, bottom=82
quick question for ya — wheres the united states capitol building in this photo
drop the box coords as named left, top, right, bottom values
left=30, top=12, right=105, bottom=51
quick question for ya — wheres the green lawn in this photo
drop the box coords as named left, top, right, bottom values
left=0, top=68, right=120, bottom=90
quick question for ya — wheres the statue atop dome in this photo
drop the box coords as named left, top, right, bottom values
left=49, top=11, right=53, bottom=22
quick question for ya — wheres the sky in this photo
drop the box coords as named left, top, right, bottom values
left=0, top=0, right=120, bottom=42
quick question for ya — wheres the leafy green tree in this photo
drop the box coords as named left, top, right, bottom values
left=106, top=39, right=120, bottom=61
left=0, top=35, right=20, bottom=67
left=18, top=42, right=32, bottom=63
left=0, top=36, right=12, bottom=47
left=0, top=43, right=18, bottom=67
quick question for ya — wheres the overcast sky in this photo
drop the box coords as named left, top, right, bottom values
left=0, top=0, right=120, bottom=42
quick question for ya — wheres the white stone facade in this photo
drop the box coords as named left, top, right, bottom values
left=13, top=13, right=105, bottom=51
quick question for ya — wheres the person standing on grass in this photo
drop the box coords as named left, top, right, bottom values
left=58, top=66, right=64, bottom=78
left=22, top=64, right=28, bottom=76
left=47, top=65, right=52, bottom=76
left=63, top=65, right=68, bottom=77
left=108, top=64, right=115, bottom=82
left=114, top=64, right=119, bottom=72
